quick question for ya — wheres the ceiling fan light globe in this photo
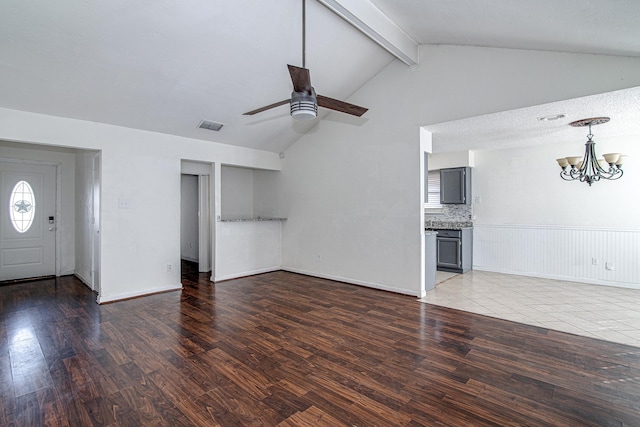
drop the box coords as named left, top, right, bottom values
left=290, top=90, right=318, bottom=120
left=291, top=108, right=317, bottom=120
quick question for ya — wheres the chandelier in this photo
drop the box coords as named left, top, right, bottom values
left=556, top=117, right=625, bottom=186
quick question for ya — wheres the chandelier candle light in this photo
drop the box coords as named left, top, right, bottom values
left=556, top=117, right=625, bottom=186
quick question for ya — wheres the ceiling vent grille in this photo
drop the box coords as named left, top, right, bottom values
left=198, top=120, right=224, bottom=131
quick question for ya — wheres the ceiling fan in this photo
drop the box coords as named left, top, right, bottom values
left=243, top=0, right=368, bottom=121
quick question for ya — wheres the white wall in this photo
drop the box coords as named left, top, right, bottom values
left=220, top=166, right=282, bottom=219
left=280, top=45, right=640, bottom=296
left=215, top=221, right=282, bottom=281
left=474, top=135, right=639, bottom=228
left=280, top=59, right=423, bottom=295
left=221, top=166, right=254, bottom=218
left=415, top=46, right=640, bottom=124
left=429, top=150, right=475, bottom=170
left=253, top=169, right=281, bottom=218
left=180, top=174, right=199, bottom=262
left=472, top=134, right=640, bottom=288
left=0, top=107, right=281, bottom=303
left=0, top=140, right=77, bottom=276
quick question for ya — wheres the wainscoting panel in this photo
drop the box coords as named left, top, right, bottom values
left=473, top=224, right=640, bottom=289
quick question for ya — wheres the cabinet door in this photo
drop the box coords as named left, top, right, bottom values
left=436, top=237, right=461, bottom=269
left=440, top=168, right=465, bottom=204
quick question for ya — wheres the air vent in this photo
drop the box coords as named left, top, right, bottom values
left=198, top=120, right=224, bottom=131
left=537, top=114, right=566, bottom=122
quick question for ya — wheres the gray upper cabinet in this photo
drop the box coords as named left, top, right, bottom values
left=440, top=167, right=471, bottom=204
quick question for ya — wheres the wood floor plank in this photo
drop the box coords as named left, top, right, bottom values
left=277, top=405, right=349, bottom=427
left=0, top=265, right=639, bottom=426
left=13, top=391, right=43, bottom=427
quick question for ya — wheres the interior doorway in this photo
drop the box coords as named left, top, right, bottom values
left=0, top=142, right=102, bottom=302
left=180, top=174, right=199, bottom=263
left=180, top=161, right=212, bottom=277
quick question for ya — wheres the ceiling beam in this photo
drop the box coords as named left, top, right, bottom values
left=317, top=0, right=419, bottom=66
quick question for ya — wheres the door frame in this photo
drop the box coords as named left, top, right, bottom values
left=91, top=153, right=101, bottom=295
left=181, top=161, right=213, bottom=274
left=197, top=174, right=211, bottom=273
left=0, top=157, right=61, bottom=277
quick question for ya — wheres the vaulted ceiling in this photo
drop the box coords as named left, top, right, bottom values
left=1, top=0, right=639, bottom=154
left=371, top=0, right=640, bottom=57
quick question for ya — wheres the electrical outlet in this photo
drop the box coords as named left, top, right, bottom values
left=118, top=198, right=129, bottom=209
left=605, top=262, right=614, bottom=271
left=591, top=258, right=598, bottom=265
left=167, top=263, right=173, bottom=272
left=316, top=254, right=322, bottom=262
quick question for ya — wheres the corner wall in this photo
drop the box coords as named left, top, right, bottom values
left=279, top=45, right=640, bottom=296
left=473, top=135, right=640, bottom=288
left=280, top=60, right=424, bottom=296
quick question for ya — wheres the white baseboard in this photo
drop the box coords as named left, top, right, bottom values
left=281, top=266, right=420, bottom=297
left=473, top=266, right=640, bottom=290
left=97, top=284, right=183, bottom=304
left=74, top=271, right=93, bottom=290
left=213, top=267, right=280, bottom=282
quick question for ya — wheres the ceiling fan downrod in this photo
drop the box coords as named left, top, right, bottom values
left=290, top=0, right=317, bottom=120
left=302, top=0, right=306, bottom=69
left=242, top=0, right=368, bottom=118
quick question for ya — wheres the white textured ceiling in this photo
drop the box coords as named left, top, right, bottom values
left=425, top=86, right=640, bottom=153
left=1, top=0, right=640, bottom=153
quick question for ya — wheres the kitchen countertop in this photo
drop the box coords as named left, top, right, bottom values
left=425, top=221, right=473, bottom=230
left=219, top=216, right=287, bottom=222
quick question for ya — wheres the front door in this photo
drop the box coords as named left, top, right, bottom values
left=0, top=161, right=56, bottom=281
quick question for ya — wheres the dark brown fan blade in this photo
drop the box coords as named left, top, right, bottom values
left=317, top=95, right=368, bottom=117
left=243, top=99, right=290, bottom=116
left=288, top=65, right=312, bottom=93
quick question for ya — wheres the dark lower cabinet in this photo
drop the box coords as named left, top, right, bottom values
left=435, top=228, right=472, bottom=273
left=436, top=236, right=461, bottom=269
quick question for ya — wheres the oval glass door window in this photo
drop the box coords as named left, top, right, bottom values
left=9, top=180, right=36, bottom=233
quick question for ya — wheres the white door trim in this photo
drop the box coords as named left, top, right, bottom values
left=91, top=153, right=101, bottom=296
left=198, top=174, right=211, bottom=273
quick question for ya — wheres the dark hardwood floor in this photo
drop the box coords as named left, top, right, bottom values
left=1, top=263, right=639, bottom=426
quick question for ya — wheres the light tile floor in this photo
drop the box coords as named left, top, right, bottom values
left=419, top=270, right=640, bottom=348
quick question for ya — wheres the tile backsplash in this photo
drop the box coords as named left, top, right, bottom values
left=425, top=204, right=473, bottom=223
